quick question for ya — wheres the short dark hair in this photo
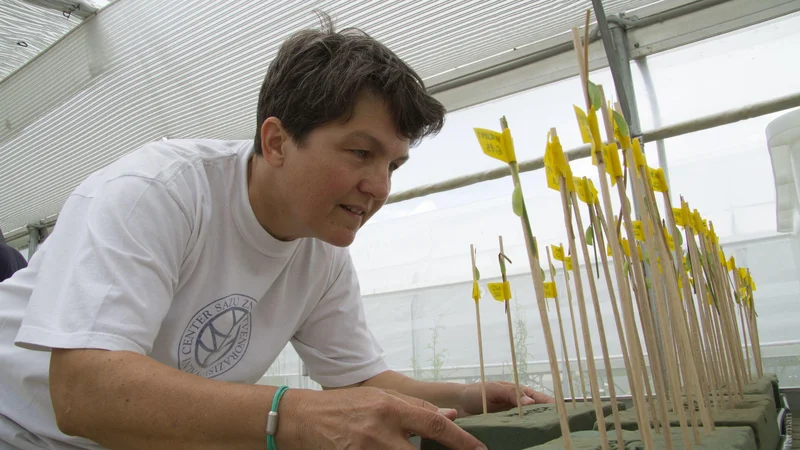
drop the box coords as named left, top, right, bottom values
left=254, top=12, right=445, bottom=153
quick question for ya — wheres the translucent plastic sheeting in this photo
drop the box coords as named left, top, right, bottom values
left=266, top=229, right=800, bottom=392
left=390, top=11, right=800, bottom=194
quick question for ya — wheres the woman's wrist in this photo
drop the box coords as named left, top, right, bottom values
left=272, top=387, right=312, bottom=449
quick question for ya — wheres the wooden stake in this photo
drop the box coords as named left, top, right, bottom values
left=567, top=31, right=625, bottom=450
left=635, top=165, right=713, bottom=436
left=739, top=301, right=753, bottom=381
left=683, top=201, right=733, bottom=408
left=706, top=231, right=747, bottom=399
left=732, top=270, right=754, bottom=381
left=470, top=244, right=488, bottom=415
left=498, top=237, right=523, bottom=418
left=547, top=247, right=577, bottom=408
left=699, top=234, right=744, bottom=401
left=498, top=118, right=572, bottom=448
left=590, top=200, right=656, bottom=440
left=652, top=168, right=717, bottom=420
left=561, top=250, right=589, bottom=403
left=746, top=269, right=764, bottom=377
left=556, top=172, right=609, bottom=450
left=728, top=269, right=753, bottom=382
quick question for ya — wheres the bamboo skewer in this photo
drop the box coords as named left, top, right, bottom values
left=635, top=164, right=712, bottom=436
left=634, top=185, right=694, bottom=450
left=547, top=247, right=577, bottom=408
left=498, top=236, right=523, bottom=418
left=601, top=127, right=676, bottom=445
left=746, top=269, right=764, bottom=377
left=726, top=265, right=753, bottom=382
left=733, top=269, right=757, bottom=380
left=709, top=229, right=748, bottom=397
left=470, top=244, right=488, bottom=415
left=496, top=118, right=573, bottom=447
left=653, top=171, right=717, bottom=419
left=698, top=232, right=743, bottom=402
left=588, top=82, right=670, bottom=443
left=567, top=27, right=626, bottom=450
left=561, top=250, right=589, bottom=402
left=556, top=172, right=609, bottom=450
left=739, top=300, right=752, bottom=381
left=715, top=245, right=749, bottom=401
left=568, top=186, right=626, bottom=448
left=683, top=200, right=733, bottom=408
left=590, top=198, right=656, bottom=438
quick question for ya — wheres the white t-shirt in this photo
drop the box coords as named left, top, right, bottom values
left=0, top=139, right=388, bottom=449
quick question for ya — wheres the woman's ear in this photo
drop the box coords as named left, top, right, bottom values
left=260, top=117, right=287, bottom=167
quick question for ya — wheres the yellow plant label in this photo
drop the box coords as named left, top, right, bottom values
left=544, top=282, right=558, bottom=298
left=502, top=128, right=517, bottom=163
left=587, top=179, right=599, bottom=204
left=605, top=142, right=624, bottom=182
left=552, top=245, right=565, bottom=261
left=621, top=238, right=632, bottom=258
left=574, top=106, right=593, bottom=145
left=681, top=202, right=693, bottom=231
left=566, top=256, right=573, bottom=271
left=487, top=281, right=512, bottom=302
left=693, top=210, right=704, bottom=234
left=673, top=208, right=684, bottom=227
left=647, top=166, right=668, bottom=193
left=544, top=144, right=560, bottom=192
left=474, top=128, right=514, bottom=163
left=633, top=221, right=645, bottom=241
left=575, top=177, right=590, bottom=204
left=472, top=280, right=481, bottom=301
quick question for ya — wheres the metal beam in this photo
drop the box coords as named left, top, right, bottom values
left=591, top=0, right=643, bottom=137
left=26, top=225, right=39, bottom=259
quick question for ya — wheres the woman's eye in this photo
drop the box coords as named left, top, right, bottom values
left=352, top=149, right=368, bottom=158
left=389, top=162, right=399, bottom=172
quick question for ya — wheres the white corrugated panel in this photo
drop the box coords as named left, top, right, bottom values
left=0, top=0, right=82, bottom=80
left=0, top=0, right=662, bottom=234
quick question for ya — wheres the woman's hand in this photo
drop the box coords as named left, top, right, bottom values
left=455, top=381, right=555, bottom=417
left=283, top=386, right=486, bottom=450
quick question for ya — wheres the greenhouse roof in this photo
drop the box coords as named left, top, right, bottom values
left=1, top=0, right=796, bottom=241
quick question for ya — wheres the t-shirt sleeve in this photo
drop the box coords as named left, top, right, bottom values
left=290, top=251, right=388, bottom=388
left=15, top=174, right=195, bottom=354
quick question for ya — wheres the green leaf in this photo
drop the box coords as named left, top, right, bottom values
left=588, top=81, right=602, bottom=112
left=550, top=263, right=557, bottom=279
left=585, top=225, right=594, bottom=246
left=624, top=260, right=631, bottom=277
left=646, top=278, right=652, bottom=291
left=612, top=110, right=629, bottom=136
left=474, top=267, right=481, bottom=280
left=512, top=185, right=524, bottom=217
left=674, top=229, right=684, bottom=247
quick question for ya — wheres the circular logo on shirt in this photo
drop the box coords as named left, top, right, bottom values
left=178, top=294, right=256, bottom=378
